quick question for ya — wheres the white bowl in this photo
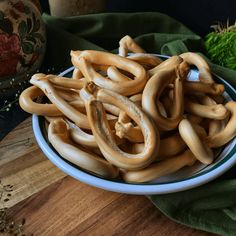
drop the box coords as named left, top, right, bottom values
left=32, top=55, right=236, bottom=195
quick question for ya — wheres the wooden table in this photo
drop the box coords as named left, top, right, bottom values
left=0, top=117, right=214, bottom=236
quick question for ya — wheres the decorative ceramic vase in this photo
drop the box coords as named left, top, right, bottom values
left=49, top=0, right=106, bottom=17
left=0, top=0, right=46, bottom=97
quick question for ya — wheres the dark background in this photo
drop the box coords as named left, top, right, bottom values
left=40, top=0, right=236, bottom=36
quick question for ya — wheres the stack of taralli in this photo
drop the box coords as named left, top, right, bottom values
left=19, top=35, right=236, bottom=183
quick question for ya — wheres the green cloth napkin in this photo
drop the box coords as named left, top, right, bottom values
left=42, top=12, right=236, bottom=236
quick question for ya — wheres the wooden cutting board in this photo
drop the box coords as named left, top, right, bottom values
left=0, top=117, right=214, bottom=235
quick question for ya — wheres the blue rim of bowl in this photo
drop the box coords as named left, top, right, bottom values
left=32, top=54, right=236, bottom=195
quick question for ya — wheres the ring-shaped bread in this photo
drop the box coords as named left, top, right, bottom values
left=71, top=50, right=147, bottom=96
left=48, top=118, right=118, bottom=178
left=179, top=119, right=214, bottom=164
left=80, top=82, right=159, bottom=170
left=142, top=64, right=189, bottom=131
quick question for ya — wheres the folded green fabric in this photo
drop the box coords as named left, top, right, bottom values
left=42, top=12, right=236, bottom=236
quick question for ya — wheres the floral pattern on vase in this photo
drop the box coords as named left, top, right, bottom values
left=0, top=0, right=46, bottom=79
left=0, top=33, right=21, bottom=77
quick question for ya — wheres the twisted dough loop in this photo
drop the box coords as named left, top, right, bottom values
left=49, top=76, right=84, bottom=89
left=123, top=150, right=196, bottom=183
left=67, top=118, right=123, bottom=148
left=115, top=93, right=143, bottom=143
left=71, top=50, right=148, bottom=96
left=66, top=119, right=98, bottom=148
left=206, top=101, right=236, bottom=148
left=197, top=95, right=225, bottom=136
left=179, top=119, right=213, bottom=164
left=48, top=119, right=118, bottom=178
left=119, top=35, right=145, bottom=57
left=80, top=82, right=159, bottom=170
left=157, top=134, right=186, bottom=159
left=19, top=85, right=62, bottom=116
left=30, top=73, right=91, bottom=129
left=160, top=93, right=173, bottom=117
left=180, top=52, right=214, bottom=84
left=184, top=99, right=229, bottom=120
left=22, top=74, right=119, bottom=126
left=127, top=53, right=162, bottom=68
left=142, top=62, right=189, bottom=131
left=183, top=81, right=225, bottom=95
left=72, top=68, right=83, bottom=80
left=115, top=122, right=143, bottom=143
left=19, top=85, right=86, bottom=116
left=148, top=56, right=184, bottom=76
left=107, top=66, right=131, bottom=82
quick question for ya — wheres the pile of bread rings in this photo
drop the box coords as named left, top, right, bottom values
left=19, top=35, right=236, bottom=183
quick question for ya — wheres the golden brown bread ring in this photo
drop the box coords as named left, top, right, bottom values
left=183, top=81, right=225, bottom=95
left=66, top=119, right=98, bottom=148
left=160, top=94, right=173, bottom=117
left=71, top=50, right=147, bottom=96
left=118, top=94, right=142, bottom=121
left=20, top=82, right=119, bottom=129
left=171, top=73, right=185, bottom=119
left=120, top=142, right=144, bottom=154
left=206, top=101, right=236, bottom=148
left=115, top=122, right=143, bottom=143
left=67, top=118, right=123, bottom=149
left=116, top=95, right=166, bottom=143
left=19, top=85, right=62, bottom=116
left=148, top=56, right=183, bottom=76
left=180, top=52, right=214, bottom=84
left=72, top=68, right=83, bottom=80
left=48, top=119, right=118, bottom=178
left=184, top=99, right=229, bottom=120
left=103, top=103, right=120, bottom=116
left=208, top=120, right=225, bottom=137
left=118, top=94, right=142, bottom=123
left=56, top=88, right=81, bottom=102
left=183, top=114, right=207, bottom=138
left=196, top=95, right=225, bottom=136
left=127, top=53, right=162, bottom=68
left=122, top=149, right=196, bottom=183
left=179, top=119, right=214, bottom=164
left=118, top=35, right=145, bottom=57
left=197, top=94, right=217, bottom=105
left=30, top=73, right=91, bottom=129
left=80, top=82, right=159, bottom=170
left=121, top=134, right=186, bottom=160
left=115, top=93, right=143, bottom=143
left=49, top=76, right=85, bottom=89
left=142, top=64, right=189, bottom=131
left=157, top=134, right=186, bottom=159
left=157, top=101, right=168, bottom=117
left=129, top=93, right=143, bottom=103
left=19, top=85, right=90, bottom=116
left=107, top=66, right=131, bottom=82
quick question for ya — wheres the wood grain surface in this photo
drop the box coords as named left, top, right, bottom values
left=0, top=117, right=215, bottom=235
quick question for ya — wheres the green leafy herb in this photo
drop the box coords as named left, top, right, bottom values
left=205, top=21, right=236, bottom=70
